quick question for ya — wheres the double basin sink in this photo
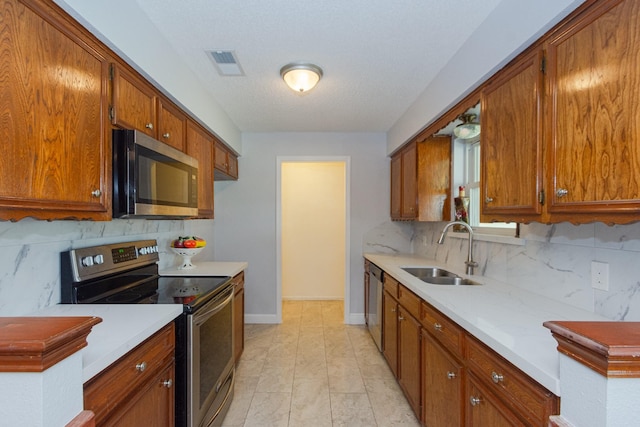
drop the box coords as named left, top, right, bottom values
left=402, top=267, right=481, bottom=286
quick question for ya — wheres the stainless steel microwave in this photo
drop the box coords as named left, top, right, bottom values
left=113, top=129, right=199, bottom=218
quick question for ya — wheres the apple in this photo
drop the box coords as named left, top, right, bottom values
left=183, top=239, right=197, bottom=248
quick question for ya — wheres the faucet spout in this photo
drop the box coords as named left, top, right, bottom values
left=437, top=221, right=478, bottom=275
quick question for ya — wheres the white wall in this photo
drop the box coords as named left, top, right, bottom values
left=213, top=132, right=389, bottom=323
left=387, top=0, right=587, bottom=153
left=51, top=0, right=241, bottom=152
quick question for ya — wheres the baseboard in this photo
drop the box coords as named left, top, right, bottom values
left=348, top=312, right=365, bottom=325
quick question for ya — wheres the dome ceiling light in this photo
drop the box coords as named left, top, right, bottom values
left=453, top=113, right=481, bottom=139
left=280, top=62, right=323, bottom=93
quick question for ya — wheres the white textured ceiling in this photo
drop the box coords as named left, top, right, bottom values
left=134, top=0, right=501, bottom=133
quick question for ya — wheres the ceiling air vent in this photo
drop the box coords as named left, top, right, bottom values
left=207, top=50, right=245, bottom=76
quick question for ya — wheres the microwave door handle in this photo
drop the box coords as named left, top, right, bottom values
left=194, top=289, right=233, bottom=326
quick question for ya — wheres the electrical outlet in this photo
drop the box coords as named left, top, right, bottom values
left=591, top=261, right=609, bottom=291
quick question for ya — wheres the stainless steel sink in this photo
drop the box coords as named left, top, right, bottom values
left=401, top=267, right=481, bottom=286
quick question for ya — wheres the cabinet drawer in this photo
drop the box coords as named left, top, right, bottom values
left=230, top=271, right=244, bottom=294
left=398, top=284, right=421, bottom=320
left=420, top=301, right=464, bottom=359
left=384, top=274, right=399, bottom=299
left=84, top=323, right=175, bottom=424
left=465, top=336, right=558, bottom=426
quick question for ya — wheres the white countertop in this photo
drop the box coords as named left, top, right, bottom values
left=31, top=304, right=183, bottom=383
left=365, top=253, right=607, bottom=396
left=160, top=261, right=248, bottom=277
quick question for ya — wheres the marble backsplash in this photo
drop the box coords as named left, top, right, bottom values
left=0, top=218, right=216, bottom=316
left=408, top=221, right=640, bottom=321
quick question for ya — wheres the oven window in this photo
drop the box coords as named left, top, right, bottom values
left=199, top=299, right=232, bottom=407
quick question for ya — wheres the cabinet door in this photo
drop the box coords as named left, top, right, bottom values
left=417, top=136, right=451, bottom=222
left=382, top=290, right=398, bottom=377
left=481, top=47, right=544, bottom=222
left=214, top=142, right=229, bottom=172
left=466, top=373, right=526, bottom=427
left=398, top=306, right=421, bottom=418
left=227, top=153, right=239, bottom=179
left=401, top=142, right=417, bottom=219
left=0, top=0, right=109, bottom=220
left=546, top=0, right=640, bottom=220
left=422, top=330, right=463, bottom=427
left=233, top=272, right=245, bottom=363
left=186, top=120, right=214, bottom=218
left=390, top=152, right=402, bottom=219
left=105, top=362, right=174, bottom=427
left=111, top=64, right=157, bottom=136
left=158, top=99, right=186, bottom=151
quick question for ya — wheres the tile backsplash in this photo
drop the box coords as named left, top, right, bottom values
left=0, top=218, right=215, bottom=316
left=410, top=221, right=640, bottom=321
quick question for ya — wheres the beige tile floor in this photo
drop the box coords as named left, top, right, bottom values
left=222, top=300, right=421, bottom=427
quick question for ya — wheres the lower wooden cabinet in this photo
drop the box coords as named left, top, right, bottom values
left=466, top=372, right=526, bottom=427
left=382, top=289, right=399, bottom=378
left=377, top=268, right=559, bottom=427
left=422, top=330, right=463, bottom=427
left=83, top=323, right=175, bottom=427
left=232, top=271, right=245, bottom=363
left=397, top=305, right=421, bottom=417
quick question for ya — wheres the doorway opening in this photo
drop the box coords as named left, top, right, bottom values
left=276, top=157, right=350, bottom=324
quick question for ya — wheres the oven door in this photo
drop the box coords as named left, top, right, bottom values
left=187, top=284, right=235, bottom=427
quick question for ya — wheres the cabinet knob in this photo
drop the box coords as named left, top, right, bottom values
left=145, top=123, right=154, bottom=130
left=491, top=371, right=504, bottom=383
left=135, top=362, right=147, bottom=372
left=485, top=197, right=494, bottom=203
left=163, top=132, right=170, bottom=139
left=398, top=315, right=405, bottom=321
left=556, top=188, right=569, bottom=198
left=91, top=189, right=102, bottom=197
left=447, top=371, right=456, bottom=380
left=391, top=307, right=396, bottom=313
left=470, top=396, right=482, bottom=406
left=162, top=379, right=173, bottom=388
left=434, top=322, right=443, bottom=331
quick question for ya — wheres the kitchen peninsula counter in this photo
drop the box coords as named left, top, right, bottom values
left=365, top=253, right=607, bottom=396
left=31, top=304, right=183, bottom=382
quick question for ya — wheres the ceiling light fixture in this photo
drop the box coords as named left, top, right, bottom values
left=453, top=113, right=481, bottom=139
left=280, top=62, right=323, bottom=93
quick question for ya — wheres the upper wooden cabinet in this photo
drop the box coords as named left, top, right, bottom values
left=0, top=0, right=110, bottom=221
left=481, top=0, right=640, bottom=224
left=545, top=0, right=640, bottom=223
left=214, top=142, right=239, bottom=180
left=158, top=99, right=187, bottom=151
left=391, top=136, right=451, bottom=221
left=186, top=120, right=214, bottom=218
left=481, top=47, right=544, bottom=223
left=111, top=64, right=157, bottom=137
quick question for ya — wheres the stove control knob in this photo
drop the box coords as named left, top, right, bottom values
left=81, top=256, right=94, bottom=267
left=152, top=245, right=158, bottom=253
left=93, top=255, right=104, bottom=265
left=139, top=247, right=148, bottom=255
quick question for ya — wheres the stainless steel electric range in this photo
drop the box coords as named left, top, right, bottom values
left=61, top=239, right=235, bottom=427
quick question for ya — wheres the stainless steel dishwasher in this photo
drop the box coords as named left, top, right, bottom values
left=367, top=263, right=383, bottom=351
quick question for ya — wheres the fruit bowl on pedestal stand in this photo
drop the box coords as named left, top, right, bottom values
left=171, top=247, right=204, bottom=269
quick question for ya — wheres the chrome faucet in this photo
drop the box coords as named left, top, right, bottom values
left=437, top=221, right=478, bottom=275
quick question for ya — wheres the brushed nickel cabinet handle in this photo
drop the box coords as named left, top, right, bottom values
left=145, top=123, right=154, bottom=130
left=163, top=132, right=170, bottom=139
left=485, top=197, right=494, bottom=203
left=135, top=362, right=147, bottom=372
left=470, top=396, right=481, bottom=406
left=447, top=371, right=456, bottom=379
left=556, top=188, right=568, bottom=197
left=91, top=189, right=102, bottom=197
left=491, top=371, right=504, bottom=383
left=162, top=379, right=173, bottom=388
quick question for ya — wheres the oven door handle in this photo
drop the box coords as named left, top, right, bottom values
left=193, top=286, right=233, bottom=326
